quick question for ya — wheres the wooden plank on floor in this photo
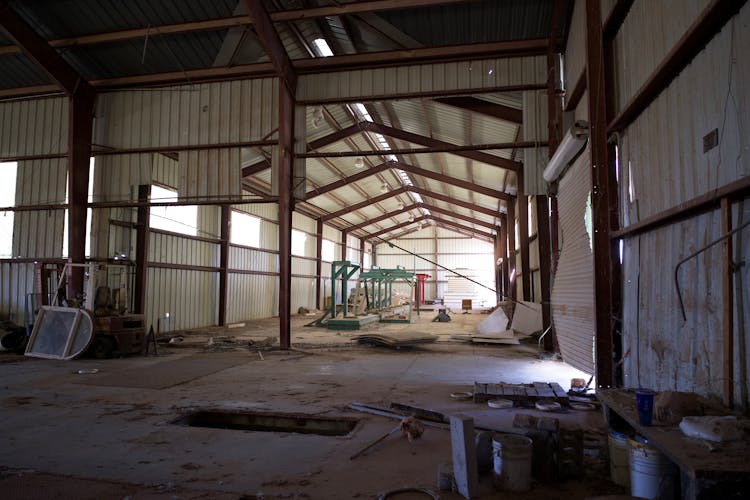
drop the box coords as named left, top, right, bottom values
left=534, top=382, right=555, bottom=398
left=550, top=382, right=568, bottom=398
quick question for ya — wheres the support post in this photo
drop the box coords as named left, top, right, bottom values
left=134, top=184, right=150, bottom=315
left=586, top=0, right=615, bottom=387
left=721, top=197, right=734, bottom=407
left=536, top=196, right=553, bottom=349
left=66, top=91, right=95, bottom=297
left=218, top=205, right=230, bottom=325
left=517, top=177, right=530, bottom=301
left=316, top=219, right=323, bottom=309
left=506, top=201, right=517, bottom=300
left=499, top=216, right=509, bottom=300
left=360, top=237, right=365, bottom=267
left=277, top=82, right=294, bottom=350
left=494, top=229, right=502, bottom=303
left=341, top=229, right=347, bottom=260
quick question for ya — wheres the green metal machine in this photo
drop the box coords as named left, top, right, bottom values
left=305, top=262, right=416, bottom=329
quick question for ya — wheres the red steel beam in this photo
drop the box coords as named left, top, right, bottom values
left=603, top=0, right=635, bottom=40
left=241, top=159, right=272, bottom=178
left=305, top=160, right=510, bottom=201
left=322, top=185, right=408, bottom=221
left=244, top=0, right=296, bottom=94
left=368, top=122, right=522, bottom=171
left=396, top=161, right=511, bottom=200
left=608, top=0, right=747, bottom=134
left=409, top=186, right=504, bottom=218
left=0, top=1, right=92, bottom=97
left=294, top=38, right=549, bottom=73
left=433, top=96, right=523, bottom=124
left=368, top=216, right=428, bottom=240
left=419, top=203, right=496, bottom=230
left=347, top=204, right=419, bottom=231
left=305, top=162, right=392, bottom=198
left=428, top=215, right=494, bottom=240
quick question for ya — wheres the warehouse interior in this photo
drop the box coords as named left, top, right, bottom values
left=1, top=0, right=749, bottom=499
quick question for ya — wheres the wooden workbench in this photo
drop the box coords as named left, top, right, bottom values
left=598, top=389, right=750, bottom=499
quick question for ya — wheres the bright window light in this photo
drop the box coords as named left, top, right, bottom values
left=321, top=239, right=334, bottom=262
left=363, top=251, right=371, bottom=270
left=0, top=162, right=17, bottom=258
left=63, top=158, right=95, bottom=257
left=354, top=103, right=373, bottom=122
left=292, top=229, right=307, bottom=257
left=149, top=185, right=197, bottom=236
left=313, top=38, right=334, bottom=57
left=230, top=210, right=260, bottom=248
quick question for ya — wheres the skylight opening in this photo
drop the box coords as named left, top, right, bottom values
left=354, top=103, right=373, bottom=122
left=312, top=38, right=333, bottom=57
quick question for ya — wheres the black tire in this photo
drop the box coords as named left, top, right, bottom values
left=88, top=335, right=116, bottom=359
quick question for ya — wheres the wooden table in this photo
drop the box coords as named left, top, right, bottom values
left=598, top=389, right=750, bottom=499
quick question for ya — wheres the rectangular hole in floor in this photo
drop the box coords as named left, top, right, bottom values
left=172, top=410, right=358, bottom=436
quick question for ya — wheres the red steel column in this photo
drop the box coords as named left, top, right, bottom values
left=278, top=82, right=294, bottom=350
left=66, top=91, right=95, bottom=297
left=586, top=0, right=615, bottom=386
left=134, top=184, right=150, bottom=315
left=316, top=219, right=323, bottom=309
left=218, top=204, right=230, bottom=325
left=506, top=200, right=517, bottom=300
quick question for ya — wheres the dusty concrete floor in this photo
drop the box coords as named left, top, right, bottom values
left=0, top=311, right=626, bottom=499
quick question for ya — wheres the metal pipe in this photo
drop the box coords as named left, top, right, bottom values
left=675, top=218, right=750, bottom=321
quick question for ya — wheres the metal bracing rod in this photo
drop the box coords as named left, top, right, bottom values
left=371, top=234, right=534, bottom=310
left=675, top=219, right=750, bottom=321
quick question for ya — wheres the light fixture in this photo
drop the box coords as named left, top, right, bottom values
left=543, top=121, right=589, bottom=182
left=380, top=183, right=389, bottom=193
left=311, top=106, right=324, bottom=129
left=397, top=202, right=404, bottom=210
left=408, top=215, right=415, bottom=223
left=354, top=156, right=365, bottom=169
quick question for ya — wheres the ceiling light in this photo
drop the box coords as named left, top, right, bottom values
left=380, top=183, right=389, bottom=193
left=408, top=215, right=415, bottom=223
left=397, top=202, right=404, bottom=210
left=312, top=38, right=333, bottom=57
left=311, top=106, right=324, bottom=128
left=354, top=156, right=365, bottom=169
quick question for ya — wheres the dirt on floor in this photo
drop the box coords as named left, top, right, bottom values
left=0, top=311, right=625, bottom=499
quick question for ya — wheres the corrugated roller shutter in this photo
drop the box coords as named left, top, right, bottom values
left=551, top=149, right=595, bottom=374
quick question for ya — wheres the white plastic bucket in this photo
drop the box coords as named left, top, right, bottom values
left=608, top=430, right=630, bottom=488
left=492, top=433, right=533, bottom=492
left=629, top=438, right=676, bottom=499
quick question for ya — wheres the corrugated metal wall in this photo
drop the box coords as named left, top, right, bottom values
left=297, top=56, right=547, bottom=102
left=94, top=80, right=278, bottom=148
left=0, top=97, right=68, bottom=322
left=614, top=0, right=711, bottom=112
left=375, top=226, right=495, bottom=307
left=616, top=2, right=750, bottom=401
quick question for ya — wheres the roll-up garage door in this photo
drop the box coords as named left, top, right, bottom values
left=551, top=148, right=595, bottom=374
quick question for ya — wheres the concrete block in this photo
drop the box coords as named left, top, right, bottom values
left=450, top=414, right=478, bottom=499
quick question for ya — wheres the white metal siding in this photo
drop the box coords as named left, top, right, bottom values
left=613, top=0, right=711, bottom=113
left=617, top=3, right=750, bottom=401
left=94, top=79, right=278, bottom=148
left=551, top=149, right=595, bottom=374
left=297, top=56, right=547, bottom=102
left=564, top=0, right=586, bottom=94
left=0, top=97, right=67, bottom=157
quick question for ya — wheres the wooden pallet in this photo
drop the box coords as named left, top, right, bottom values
left=473, top=381, right=569, bottom=405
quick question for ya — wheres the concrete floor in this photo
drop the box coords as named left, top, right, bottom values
left=0, top=311, right=626, bottom=499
